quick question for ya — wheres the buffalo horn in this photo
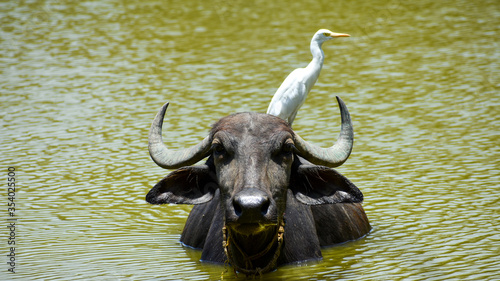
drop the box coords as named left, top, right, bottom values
left=148, top=102, right=212, bottom=169
left=293, top=96, right=354, bottom=168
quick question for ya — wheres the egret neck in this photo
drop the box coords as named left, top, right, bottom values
left=303, top=39, right=325, bottom=93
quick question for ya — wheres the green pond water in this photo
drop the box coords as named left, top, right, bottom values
left=1, top=0, right=499, bottom=280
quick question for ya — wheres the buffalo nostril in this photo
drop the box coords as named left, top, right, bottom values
left=233, top=188, right=271, bottom=221
left=234, top=200, right=243, bottom=217
left=260, top=199, right=270, bottom=216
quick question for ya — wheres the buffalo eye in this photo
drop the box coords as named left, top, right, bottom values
left=276, top=139, right=295, bottom=159
left=282, top=140, right=295, bottom=154
left=212, top=142, right=226, bottom=156
left=212, top=139, right=235, bottom=163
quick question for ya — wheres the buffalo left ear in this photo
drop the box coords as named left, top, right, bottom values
left=146, top=165, right=218, bottom=205
left=290, top=164, right=363, bottom=205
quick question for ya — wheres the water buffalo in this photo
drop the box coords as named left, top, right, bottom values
left=146, top=97, right=371, bottom=275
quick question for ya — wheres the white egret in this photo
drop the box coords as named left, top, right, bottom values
left=267, top=29, right=350, bottom=125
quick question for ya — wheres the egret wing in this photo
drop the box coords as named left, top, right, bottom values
left=267, top=68, right=307, bottom=122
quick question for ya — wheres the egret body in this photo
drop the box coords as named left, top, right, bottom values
left=267, top=29, right=350, bottom=125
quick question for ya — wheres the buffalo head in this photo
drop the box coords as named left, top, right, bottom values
left=146, top=97, right=365, bottom=274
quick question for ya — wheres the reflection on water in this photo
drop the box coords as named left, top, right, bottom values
left=1, top=0, right=498, bottom=280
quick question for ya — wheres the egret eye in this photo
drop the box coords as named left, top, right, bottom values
left=323, top=32, right=330, bottom=36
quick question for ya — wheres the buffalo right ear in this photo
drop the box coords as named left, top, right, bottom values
left=290, top=164, right=363, bottom=205
left=146, top=165, right=218, bottom=205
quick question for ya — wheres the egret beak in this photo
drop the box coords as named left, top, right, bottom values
left=330, top=32, right=351, bottom=38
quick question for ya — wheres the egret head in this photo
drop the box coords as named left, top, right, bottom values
left=314, top=29, right=350, bottom=43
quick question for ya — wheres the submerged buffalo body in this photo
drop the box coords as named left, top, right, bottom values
left=146, top=97, right=371, bottom=275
